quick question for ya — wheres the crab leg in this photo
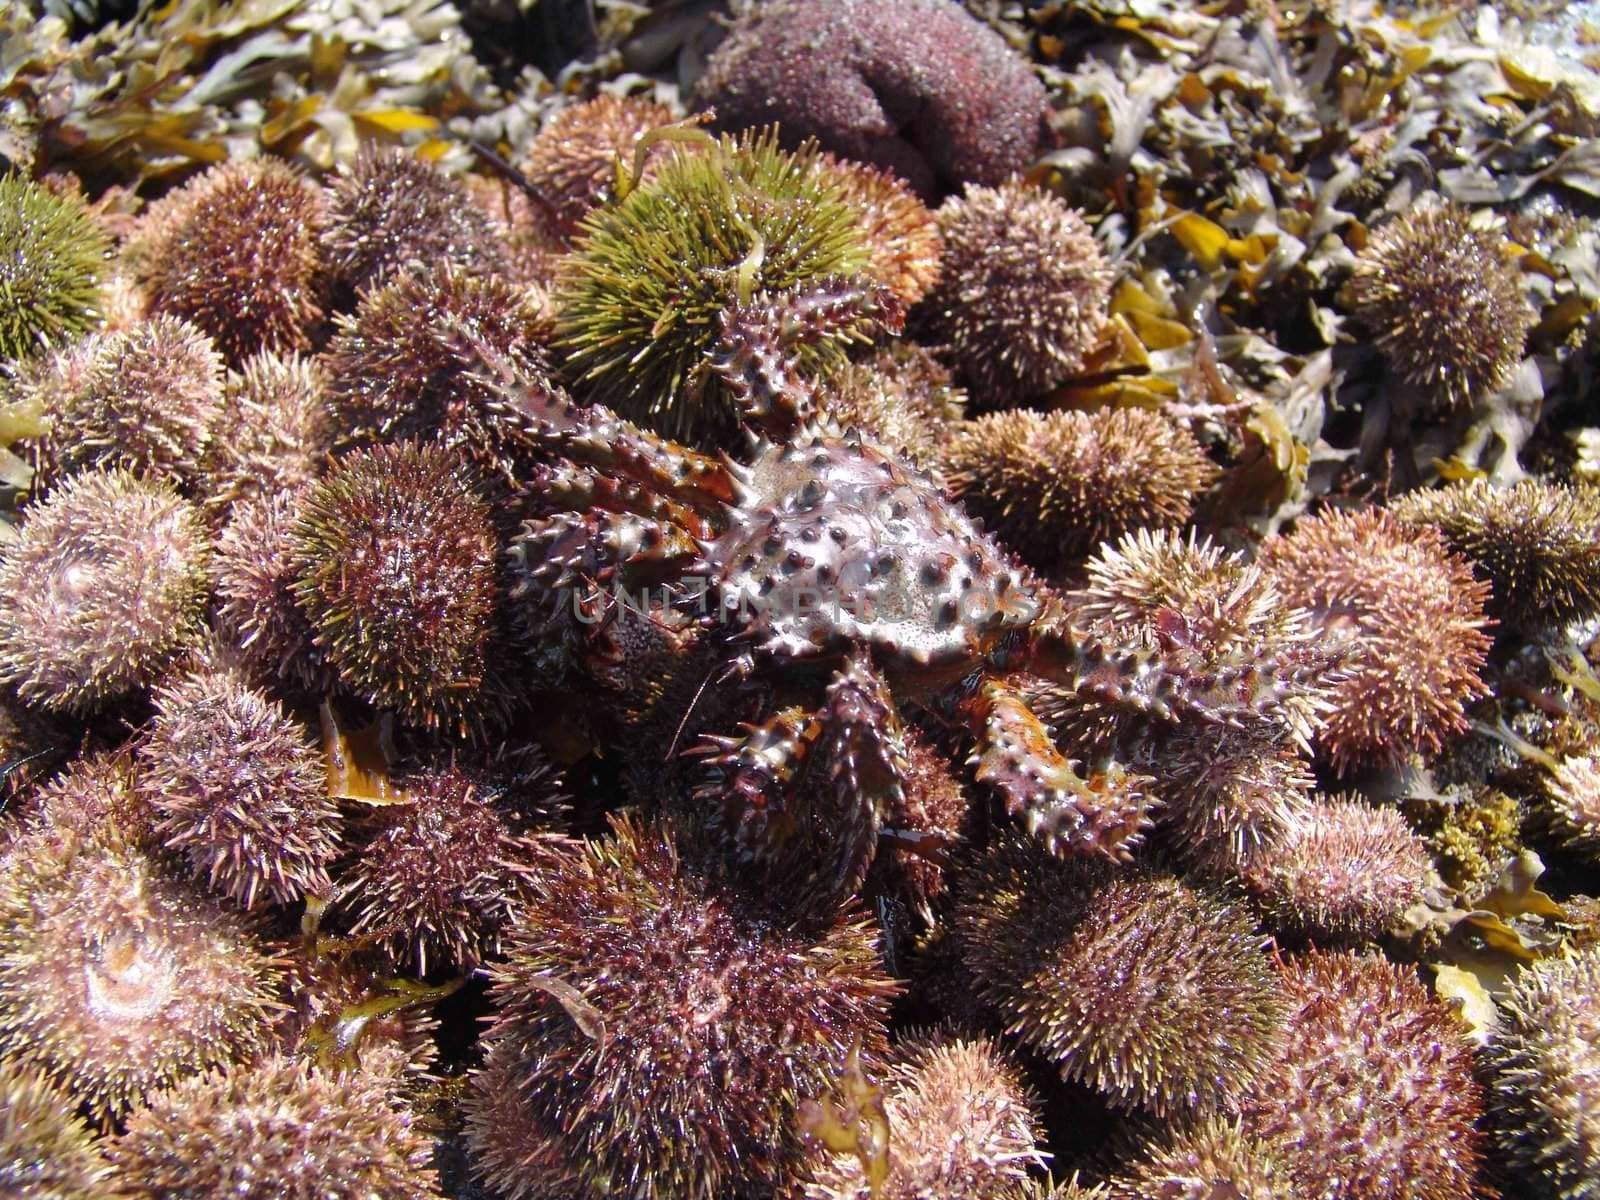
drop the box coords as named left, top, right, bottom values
left=457, top=327, right=738, bottom=513
left=694, top=649, right=908, bottom=905
left=961, top=677, right=1156, bottom=862
left=708, top=276, right=903, bottom=440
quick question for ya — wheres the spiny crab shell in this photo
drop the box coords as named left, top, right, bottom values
left=704, top=428, right=1036, bottom=685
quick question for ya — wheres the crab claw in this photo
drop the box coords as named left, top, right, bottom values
left=963, top=678, right=1157, bottom=862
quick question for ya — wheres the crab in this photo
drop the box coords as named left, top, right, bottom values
left=466, top=279, right=1313, bottom=907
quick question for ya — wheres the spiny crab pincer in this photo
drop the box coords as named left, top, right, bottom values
left=468, top=280, right=1312, bottom=906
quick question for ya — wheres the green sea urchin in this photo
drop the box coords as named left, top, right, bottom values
left=555, top=130, right=875, bottom=447
left=0, top=174, right=109, bottom=363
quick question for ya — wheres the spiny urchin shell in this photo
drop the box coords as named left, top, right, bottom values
left=520, top=92, right=680, bottom=233
left=108, top=1054, right=438, bottom=1200
left=134, top=664, right=338, bottom=909
left=953, top=836, right=1285, bottom=1118
left=1545, top=753, right=1600, bottom=855
left=1240, top=792, right=1431, bottom=942
left=336, top=751, right=566, bottom=973
left=290, top=442, right=499, bottom=734
left=1487, top=946, right=1600, bottom=1200
left=1241, top=951, right=1486, bottom=1200
left=24, top=748, right=157, bottom=847
left=1342, top=203, right=1534, bottom=410
left=0, top=468, right=211, bottom=713
left=0, top=826, right=281, bottom=1120
left=324, top=259, right=554, bottom=458
left=820, top=154, right=944, bottom=307
left=942, top=408, right=1218, bottom=574
left=127, top=158, right=330, bottom=366
left=801, top=1031, right=1047, bottom=1200
left=211, top=489, right=330, bottom=694
left=1260, top=506, right=1492, bottom=772
left=818, top=342, right=965, bottom=473
left=32, top=315, right=224, bottom=489
left=556, top=131, right=874, bottom=447
left=692, top=0, right=1046, bottom=199
left=1103, top=1117, right=1292, bottom=1200
left=1391, top=478, right=1600, bottom=633
left=323, top=143, right=509, bottom=302
left=0, top=1062, right=119, bottom=1198
left=0, top=174, right=109, bottom=363
left=914, top=181, right=1114, bottom=408
left=201, top=349, right=332, bottom=514
left=468, top=813, right=898, bottom=1200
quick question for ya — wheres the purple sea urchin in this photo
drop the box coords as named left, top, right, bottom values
left=290, top=442, right=498, bottom=734
left=337, top=752, right=565, bottom=973
left=323, top=144, right=509, bottom=303
left=1391, top=478, right=1600, bottom=633
left=1241, top=951, right=1486, bottom=1200
left=0, top=469, right=211, bottom=713
left=520, top=92, right=680, bottom=233
left=914, top=181, right=1114, bottom=408
left=818, top=343, right=964, bottom=473
left=32, top=315, right=224, bottom=489
left=127, top=158, right=330, bottom=366
left=1260, top=506, right=1492, bottom=772
left=201, top=350, right=332, bottom=514
left=0, top=1062, right=119, bottom=1198
left=469, top=814, right=898, bottom=1200
left=954, top=836, right=1285, bottom=1118
left=1241, top=792, right=1431, bottom=941
left=942, top=409, right=1218, bottom=574
left=0, top=826, right=280, bottom=1120
left=323, top=260, right=555, bottom=470
left=801, top=1031, right=1048, bottom=1200
left=135, top=664, right=338, bottom=909
left=109, top=1054, right=438, bottom=1200
left=1343, top=204, right=1534, bottom=410
left=211, top=489, right=330, bottom=693
left=0, top=175, right=109, bottom=364
left=1103, top=1117, right=1292, bottom=1200
left=1487, top=946, right=1600, bottom=1199
left=693, top=0, right=1047, bottom=200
